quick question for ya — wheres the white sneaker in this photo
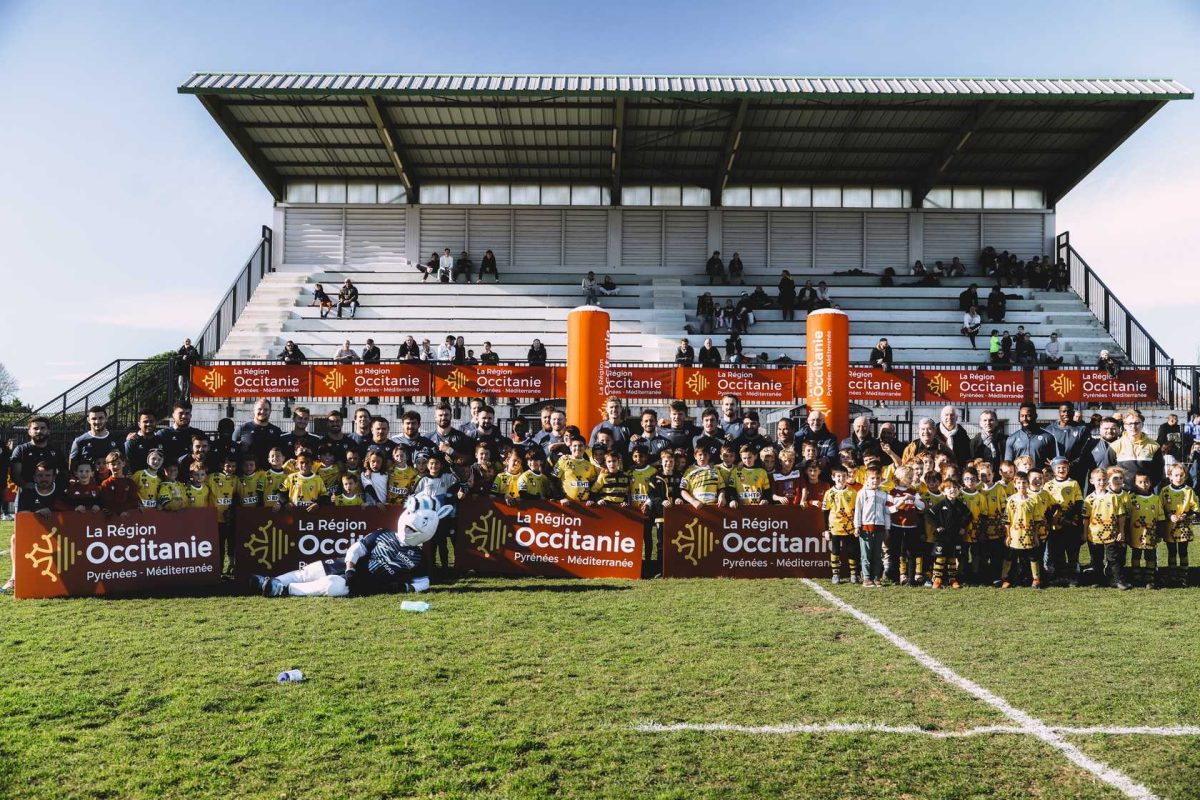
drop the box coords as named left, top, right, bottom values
left=831, top=574, right=841, bottom=585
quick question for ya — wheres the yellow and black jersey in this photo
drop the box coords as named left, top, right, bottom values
left=157, top=480, right=186, bottom=511
left=960, top=490, right=987, bottom=543
left=207, top=473, right=238, bottom=522
left=629, top=466, right=659, bottom=506
left=492, top=471, right=523, bottom=499
left=261, top=469, right=288, bottom=508
left=555, top=456, right=598, bottom=501
left=331, top=492, right=364, bottom=507
left=729, top=466, right=771, bottom=505
left=317, top=462, right=342, bottom=489
left=517, top=470, right=554, bottom=499
left=182, top=481, right=212, bottom=510
left=1004, top=493, right=1043, bottom=550
left=853, top=464, right=895, bottom=491
left=822, top=486, right=857, bottom=537
left=236, top=472, right=264, bottom=508
left=386, top=466, right=420, bottom=505
left=1128, top=492, right=1164, bottom=551
left=682, top=464, right=728, bottom=506
left=1161, top=485, right=1199, bottom=543
left=131, top=469, right=161, bottom=511
left=282, top=472, right=326, bottom=506
left=592, top=470, right=631, bottom=505
left=1084, top=490, right=1129, bottom=545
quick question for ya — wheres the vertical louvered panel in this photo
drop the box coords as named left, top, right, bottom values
left=345, top=208, right=406, bottom=267
left=815, top=211, right=864, bottom=270
left=283, top=208, right=344, bottom=265
left=720, top=211, right=767, bottom=268
left=923, top=213, right=981, bottom=265
left=621, top=209, right=663, bottom=267
left=768, top=211, right=813, bottom=270
left=564, top=209, right=609, bottom=267
left=466, top=208, right=512, bottom=269
left=981, top=213, right=1047, bottom=260
left=663, top=210, right=709, bottom=270
left=418, top=208, right=467, bottom=259
left=514, top=209, right=564, bottom=268
left=864, top=212, right=909, bottom=271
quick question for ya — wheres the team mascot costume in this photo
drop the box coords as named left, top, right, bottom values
left=250, top=495, right=452, bottom=597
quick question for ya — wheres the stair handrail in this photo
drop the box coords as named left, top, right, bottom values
left=194, top=225, right=273, bottom=359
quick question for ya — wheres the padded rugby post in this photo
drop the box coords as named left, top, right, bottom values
left=806, top=308, right=850, bottom=442
left=566, top=306, right=610, bottom=438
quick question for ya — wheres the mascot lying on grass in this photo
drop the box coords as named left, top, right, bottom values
left=250, top=495, right=452, bottom=597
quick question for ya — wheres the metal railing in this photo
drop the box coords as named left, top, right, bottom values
left=194, top=225, right=273, bottom=360
left=1057, top=230, right=1171, bottom=367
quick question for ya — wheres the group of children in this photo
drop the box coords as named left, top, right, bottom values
left=832, top=450, right=1198, bottom=590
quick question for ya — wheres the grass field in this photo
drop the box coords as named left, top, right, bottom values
left=2, top=517, right=1198, bottom=799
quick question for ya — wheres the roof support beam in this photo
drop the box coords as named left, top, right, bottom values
left=197, top=95, right=285, bottom=200
left=610, top=97, right=625, bottom=205
left=910, top=101, right=996, bottom=207
left=363, top=96, right=415, bottom=194
left=1045, top=101, right=1167, bottom=207
left=711, top=98, right=749, bottom=204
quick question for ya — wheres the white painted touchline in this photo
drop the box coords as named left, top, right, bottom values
left=797, top=579, right=1160, bottom=800
left=636, top=722, right=1200, bottom=738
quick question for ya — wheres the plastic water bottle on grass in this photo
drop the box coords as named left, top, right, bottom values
left=400, top=600, right=431, bottom=613
left=277, top=669, right=304, bottom=683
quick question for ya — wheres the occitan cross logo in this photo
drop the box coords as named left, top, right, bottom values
left=926, top=373, right=951, bottom=396
left=25, top=528, right=77, bottom=582
left=672, top=518, right=716, bottom=566
left=245, top=520, right=291, bottom=570
left=201, top=368, right=225, bottom=393
left=685, top=372, right=709, bottom=395
left=446, top=368, right=470, bottom=393
left=322, top=368, right=347, bottom=393
left=1049, top=374, right=1075, bottom=399
left=463, top=510, right=511, bottom=555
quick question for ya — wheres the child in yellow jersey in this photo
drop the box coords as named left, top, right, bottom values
left=156, top=462, right=186, bottom=511
left=183, top=462, right=213, bottom=510
left=261, top=447, right=288, bottom=510
left=628, top=446, right=659, bottom=511
left=1083, top=467, right=1132, bottom=589
left=132, top=449, right=164, bottom=512
left=976, top=464, right=1006, bottom=585
left=1044, top=457, right=1084, bottom=585
left=855, top=451, right=894, bottom=492
left=729, top=445, right=771, bottom=507
left=236, top=455, right=264, bottom=509
left=1160, top=463, right=1199, bottom=585
left=681, top=445, right=729, bottom=508
left=386, top=448, right=420, bottom=505
left=1127, top=471, right=1164, bottom=587
left=332, top=473, right=364, bottom=506
left=492, top=450, right=525, bottom=502
left=1026, top=468, right=1050, bottom=550
left=208, top=455, right=239, bottom=577
left=1001, top=471, right=1044, bottom=589
left=316, top=445, right=342, bottom=492
left=554, top=438, right=598, bottom=504
left=915, top=469, right=942, bottom=585
left=281, top=452, right=326, bottom=510
left=994, top=460, right=1017, bottom=505
left=517, top=449, right=555, bottom=501
left=591, top=451, right=631, bottom=507
left=959, top=468, right=986, bottom=583
left=822, top=465, right=858, bottom=584
left=718, top=443, right=738, bottom=484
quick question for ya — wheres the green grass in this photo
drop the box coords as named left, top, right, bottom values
left=1, top=517, right=1198, bottom=799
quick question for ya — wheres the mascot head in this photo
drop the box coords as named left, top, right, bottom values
left=398, top=494, right=453, bottom=547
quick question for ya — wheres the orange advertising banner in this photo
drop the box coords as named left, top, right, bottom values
left=847, top=367, right=914, bottom=402
left=662, top=504, right=831, bottom=579
left=233, top=506, right=398, bottom=582
left=432, top=364, right=557, bottom=398
left=454, top=496, right=643, bottom=579
left=14, top=509, right=221, bottom=599
left=676, top=367, right=795, bottom=403
left=1040, top=369, right=1158, bottom=405
left=190, top=364, right=310, bottom=398
left=310, top=363, right=430, bottom=397
left=605, top=366, right=676, bottom=398
left=915, top=368, right=1034, bottom=404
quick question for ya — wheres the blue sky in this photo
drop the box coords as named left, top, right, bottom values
left=1, top=0, right=1197, bottom=405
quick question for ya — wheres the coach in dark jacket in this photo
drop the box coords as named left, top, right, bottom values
left=969, top=410, right=1007, bottom=472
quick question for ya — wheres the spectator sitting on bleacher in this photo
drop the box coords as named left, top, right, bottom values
left=1000, top=330, right=1013, bottom=362
left=980, top=246, right=998, bottom=277
left=464, top=350, right=478, bottom=365
left=949, top=257, right=966, bottom=277
left=699, top=337, right=722, bottom=367
left=279, top=341, right=306, bottom=365
left=1042, top=332, right=1064, bottom=365
left=958, top=283, right=980, bottom=312
left=1014, top=333, right=1037, bottom=367
left=725, top=330, right=744, bottom=364
left=436, top=336, right=455, bottom=362
left=728, top=252, right=745, bottom=285
left=582, top=271, right=598, bottom=304
left=454, top=336, right=468, bottom=364
left=398, top=335, right=420, bottom=361
left=423, top=251, right=439, bottom=282
left=527, top=339, right=547, bottom=366
left=962, top=307, right=982, bottom=349
left=479, top=342, right=500, bottom=365
left=869, top=338, right=893, bottom=372
left=362, top=339, right=380, bottom=364
left=778, top=270, right=797, bottom=321
left=478, top=249, right=499, bottom=283
left=438, top=249, right=454, bottom=283
left=419, top=338, right=434, bottom=361
left=705, top=250, right=727, bottom=285
left=334, top=340, right=358, bottom=364
left=911, top=260, right=927, bottom=276
left=1053, top=257, right=1069, bottom=292
left=815, top=281, right=833, bottom=309
left=718, top=299, right=735, bottom=330
left=987, top=284, right=1007, bottom=322
left=989, top=330, right=1006, bottom=366
left=1097, top=349, right=1120, bottom=378
left=310, top=283, right=333, bottom=318
left=453, top=251, right=473, bottom=283
left=675, top=338, right=695, bottom=366
left=696, top=292, right=716, bottom=333
left=797, top=280, right=818, bottom=311
left=337, top=279, right=359, bottom=319
left=733, top=293, right=756, bottom=333
left=598, top=275, right=619, bottom=296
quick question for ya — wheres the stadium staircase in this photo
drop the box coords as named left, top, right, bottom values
left=215, top=262, right=1119, bottom=366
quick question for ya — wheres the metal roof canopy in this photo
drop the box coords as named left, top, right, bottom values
left=179, top=73, right=1191, bottom=206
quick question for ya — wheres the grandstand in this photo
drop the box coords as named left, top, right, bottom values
left=24, top=73, right=1199, bottom=436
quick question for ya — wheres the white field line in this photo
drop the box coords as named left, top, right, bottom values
left=797, top=579, right=1159, bottom=800
left=636, top=722, right=1200, bottom=738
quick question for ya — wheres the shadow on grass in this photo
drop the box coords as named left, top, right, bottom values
left=437, top=582, right=633, bottom=594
